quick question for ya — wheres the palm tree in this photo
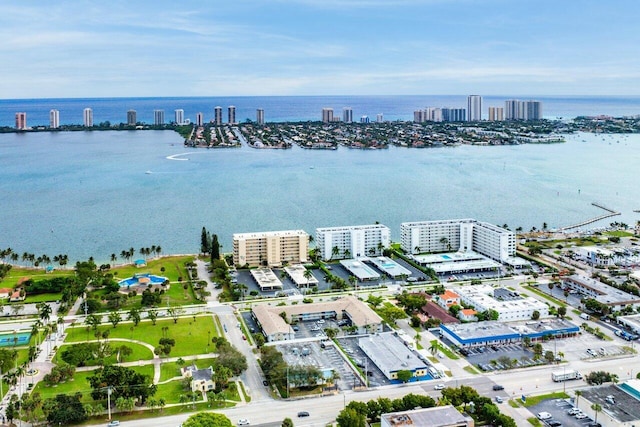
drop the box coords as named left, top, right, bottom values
left=575, top=390, right=582, bottom=408
left=303, top=269, right=313, bottom=288
left=110, top=253, right=117, bottom=264
left=343, top=249, right=351, bottom=259
left=331, top=246, right=340, bottom=260
left=591, top=403, right=602, bottom=423
left=414, top=246, right=421, bottom=254
left=439, top=237, right=449, bottom=251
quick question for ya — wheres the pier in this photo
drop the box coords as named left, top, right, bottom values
left=560, top=202, right=621, bottom=231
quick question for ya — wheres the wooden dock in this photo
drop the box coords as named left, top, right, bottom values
left=560, top=202, right=621, bottom=231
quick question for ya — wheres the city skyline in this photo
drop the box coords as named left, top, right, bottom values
left=1, top=1, right=639, bottom=99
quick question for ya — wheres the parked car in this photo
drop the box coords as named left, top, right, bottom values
left=297, top=411, right=310, bottom=417
left=575, top=412, right=588, bottom=419
left=434, top=384, right=445, bottom=390
left=495, top=396, right=503, bottom=403
left=547, top=421, right=562, bottom=427
left=107, top=422, right=120, bottom=427
left=237, top=419, right=250, bottom=426
left=567, top=407, right=580, bottom=415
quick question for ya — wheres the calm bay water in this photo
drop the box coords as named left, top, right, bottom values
left=0, top=128, right=639, bottom=263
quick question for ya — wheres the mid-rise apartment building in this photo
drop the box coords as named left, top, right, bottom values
left=233, top=230, right=309, bottom=267
left=315, top=224, right=390, bottom=260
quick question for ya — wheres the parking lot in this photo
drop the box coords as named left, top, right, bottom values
left=531, top=397, right=600, bottom=427
left=335, top=336, right=392, bottom=388
left=463, top=344, right=549, bottom=371
left=275, top=339, right=362, bottom=391
left=231, top=257, right=431, bottom=300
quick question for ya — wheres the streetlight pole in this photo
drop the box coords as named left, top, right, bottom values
left=107, top=386, right=112, bottom=420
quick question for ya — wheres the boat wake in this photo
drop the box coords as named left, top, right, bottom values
left=166, top=153, right=190, bottom=161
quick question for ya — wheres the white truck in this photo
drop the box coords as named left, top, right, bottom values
left=552, top=369, right=582, bottom=382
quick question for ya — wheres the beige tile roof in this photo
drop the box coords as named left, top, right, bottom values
left=253, top=295, right=382, bottom=337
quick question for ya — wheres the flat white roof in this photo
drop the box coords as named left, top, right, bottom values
left=284, top=265, right=319, bottom=287
left=368, top=256, right=412, bottom=278
left=340, top=259, right=381, bottom=280
left=250, top=268, right=283, bottom=290
left=414, top=251, right=501, bottom=274
left=359, top=332, right=427, bottom=375
left=233, top=229, right=307, bottom=240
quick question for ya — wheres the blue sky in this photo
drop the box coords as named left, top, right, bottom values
left=1, top=0, right=639, bottom=98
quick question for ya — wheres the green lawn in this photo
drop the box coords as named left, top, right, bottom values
left=35, top=364, right=154, bottom=404
left=23, top=292, right=63, bottom=303
left=154, top=379, right=188, bottom=404
left=522, top=391, right=569, bottom=407
left=54, top=341, right=154, bottom=366
left=0, top=267, right=74, bottom=288
left=65, top=316, right=217, bottom=357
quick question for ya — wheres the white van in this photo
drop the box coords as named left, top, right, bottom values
left=580, top=313, right=590, bottom=321
left=537, top=412, right=552, bottom=420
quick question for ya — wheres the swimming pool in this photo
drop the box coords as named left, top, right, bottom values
left=441, top=255, right=451, bottom=260
left=118, top=273, right=168, bottom=287
left=0, top=332, right=31, bottom=347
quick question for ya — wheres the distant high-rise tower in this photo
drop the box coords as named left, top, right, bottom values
left=442, top=108, right=466, bottom=122
left=467, top=95, right=482, bottom=121
left=413, top=110, right=425, bottom=123
left=154, top=109, right=165, bottom=125
left=214, top=106, right=222, bottom=125
left=343, top=107, right=353, bottom=123
left=228, top=106, right=236, bottom=124
left=256, top=109, right=265, bottom=125
left=49, top=109, right=59, bottom=129
left=504, top=99, right=520, bottom=120
left=488, top=107, right=504, bottom=121
left=322, top=108, right=334, bottom=123
left=15, top=112, right=26, bottom=130
left=524, top=100, right=542, bottom=120
left=127, top=110, right=137, bottom=126
left=360, top=115, right=369, bottom=123
left=376, top=113, right=384, bottom=123
left=83, top=108, right=93, bottom=127
left=174, top=109, right=184, bottom=125
left=195, top=112, right=204, bottom=126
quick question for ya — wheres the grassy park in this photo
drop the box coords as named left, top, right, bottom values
left=66, top=316, right=218, bottom=357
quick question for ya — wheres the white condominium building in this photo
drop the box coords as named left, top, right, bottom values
left=233, top=230, right=309, bottom=267
left=315, top=224, right=390, bottom=261
left=467, top=95, right=482, bottom=121
left=400, top=219, right=515, bottom=262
